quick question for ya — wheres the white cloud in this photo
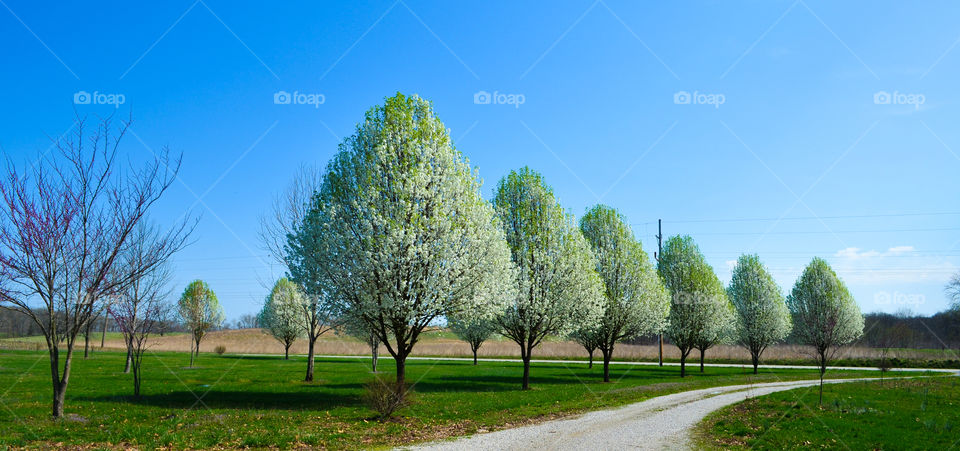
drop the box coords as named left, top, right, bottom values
left=832, top=245, right=956, bottom=284
left=887, top=245, right=915, bottom=254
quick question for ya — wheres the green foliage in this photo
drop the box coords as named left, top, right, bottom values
left=787, top=258, right=864, bottom=355
left=177, top=280, right=224, bottom=341
left=578, top=205, right=669, bottom=342
left=214, top=345, right=226, bottom=355
left=577, top=204, right=669, bottom=380
left=658, top=236, right=732, bottom=364
left=492, top=168, right=604, bottom=387
left=447, top=317, right=497, bottom=351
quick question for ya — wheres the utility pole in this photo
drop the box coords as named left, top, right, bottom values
left=656, top=219, right=663, bottom=367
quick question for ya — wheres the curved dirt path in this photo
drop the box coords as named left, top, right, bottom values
left=405, top=377, right=934, bottom=451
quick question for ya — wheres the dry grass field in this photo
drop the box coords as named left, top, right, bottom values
left=8, top=328, right=943, bottom=364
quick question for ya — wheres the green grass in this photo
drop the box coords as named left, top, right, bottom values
left=696, top=376, right=960, bottom=450
left=0, top=350, right=919, bottom=449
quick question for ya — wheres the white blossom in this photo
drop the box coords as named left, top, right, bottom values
left=728, top=254, right=792, bottom=373
left=302, top=93, right=517, bottom=384
left=577, top=204, right=669, bottom=381
left=493, top=167, right=604, bottom=389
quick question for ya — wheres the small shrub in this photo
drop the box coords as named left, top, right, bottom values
left=362, top=377, right=413, bottom=419
left=214, top=345, right=226, bottom=355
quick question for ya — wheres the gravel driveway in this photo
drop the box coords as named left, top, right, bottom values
left=405, top=377, right=893, bottom=450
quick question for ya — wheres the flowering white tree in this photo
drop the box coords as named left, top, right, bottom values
left=177, top=280, right=224, bottom=367
left=448, top=316, right=498, bottom=365
left=787, top=257, right=863, bottom=404
left=303, top=93, right=517, bottom=386
left=579, top=205, right=669, bottom=382
left=569, top=327, right=601, bottom=368
left=493, top=168, right=604, bottom=390
left=728, top=254, right=791, bottom=374
left=659, top=235, right=731, bottom=377
left=259, top=278, right=306, bottom=360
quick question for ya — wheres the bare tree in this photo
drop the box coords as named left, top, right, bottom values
left=235, top=313, right=259, bottom=329
left=259, top=166, right=336, bottom=382
left=110, top=224, right=175, bottom=396
left=946, top=272, right=960, bottom=311
left=0, top=115, right=191, bottom=418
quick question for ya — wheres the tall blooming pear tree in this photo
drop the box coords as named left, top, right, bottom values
left=301, top=93, right=517, bottom=386
left=787, top=257, right=863, bottom=404
left=728, top=254, right=792, bottom=374
left=493, top=168, right=604, bottom=390
left=578, top=205, right=669, bottom=382
left=659, top=235, right=732, bottom=377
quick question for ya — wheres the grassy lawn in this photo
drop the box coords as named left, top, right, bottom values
left=696, top=376, right=960, bottom=450
left=0, top=350, right=922, bottom=449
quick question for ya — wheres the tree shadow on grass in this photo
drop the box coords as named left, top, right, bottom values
left=75, top=389, right=362, bottom=411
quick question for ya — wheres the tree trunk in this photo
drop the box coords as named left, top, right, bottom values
left=52, top=381, right=67, bottom=418
left=680, top=351, right=687, bottom=378
left=83, top=329, right=91, bottom=359
left=472, top=348, right=478, bottom=365
left=284, top=342, right=290, bottom=360
left=395, top=354, right=406, bottom=386
left=602, top=349, right=612, bottom=383
left=189, top=336, right=196, bottom=367
left=124, top=341, right=132, bottom=373
left=133, top=360, right=142, bottom=398
left=588, top=349, right=593, bottom=369
left=49, top=346, right=74, bottom=419
left=699, top=348, right=705, bottom=373
left=819, top=372, right=824, bottom=406
left=521, top=346, right=532, bottom=390
left=371, top=343, right=378, bottom=373
left=100, top=314, right=108, bottom=348
left=658, top=334, right=663, bottom=367
left=751, top=352, right=759, bottom=375
left=305, top=336, right=316, bottom=382
left=818, top=353, right=827, bottom=406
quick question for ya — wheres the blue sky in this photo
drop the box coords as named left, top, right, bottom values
left=2, top=1, right=959, bottom=319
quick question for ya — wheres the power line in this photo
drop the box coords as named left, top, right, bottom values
left=632, top=211, right=960, bottom=225
left=690, top=227, right=960, bottom=236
